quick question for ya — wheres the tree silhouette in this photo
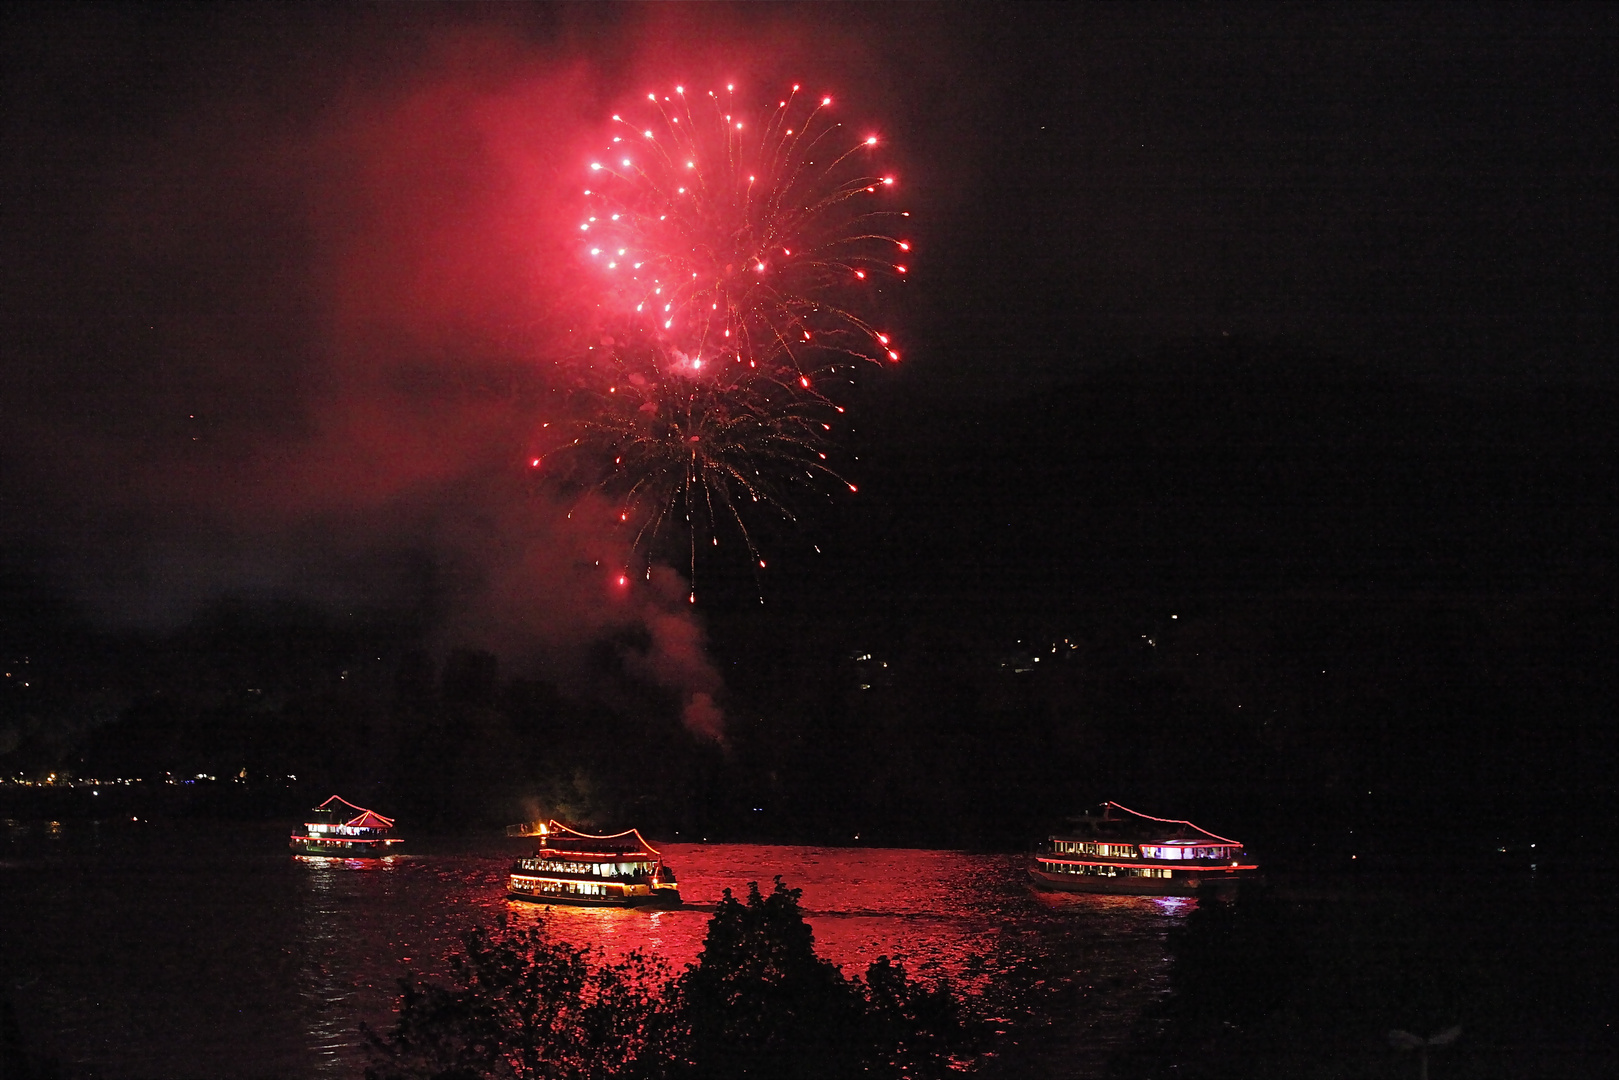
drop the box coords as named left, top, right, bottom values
left=671, top=878, right=875, bottom=1079
left=364, top=925, right=669, bottom=1080
left=367, top=880, right=969, bottom=1080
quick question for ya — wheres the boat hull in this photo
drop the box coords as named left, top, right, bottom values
left=507, top=884, right=682, bottom=909
left=1029, top=867, right=1247, bottom=897
left=290, top=837, right=402, bottom=857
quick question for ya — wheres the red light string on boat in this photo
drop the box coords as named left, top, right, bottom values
left=542, top=820, right=664, bottom=857
left=1103, top=801, right=1243, bottom=846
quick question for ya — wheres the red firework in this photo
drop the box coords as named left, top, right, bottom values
left=580, top=82, right=907, bottom=381
left=544, top=83, right=910, bottom=594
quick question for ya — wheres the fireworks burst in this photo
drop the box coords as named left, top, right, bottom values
left=542, top=83, right=909, bottom=598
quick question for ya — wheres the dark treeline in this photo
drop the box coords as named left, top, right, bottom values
left=3, top=343, right=1612, bottom=855
left=1114, top=873, right=1616, bottom=1079
left=5, top=585, right=1607, bottom=855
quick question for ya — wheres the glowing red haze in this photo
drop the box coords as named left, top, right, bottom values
left=1, top=10, right=929, bottom=742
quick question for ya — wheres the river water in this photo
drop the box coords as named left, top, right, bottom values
left=1, top=818, right=1186, bottom=1078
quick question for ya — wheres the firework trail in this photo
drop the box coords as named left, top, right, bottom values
left=539, top=83, right=910, bottom=599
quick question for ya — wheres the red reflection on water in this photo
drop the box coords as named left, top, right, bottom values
left=500, top=844, right=1180, bottom=987
left=293, top=854, right=401, bottom=870
left=0, top=828, right=1188, bottom=1079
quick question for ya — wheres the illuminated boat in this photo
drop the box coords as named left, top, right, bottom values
left=505, top=820, right=682, bottom=908
left=1030, top=801, right=1258, bottom=896
left=289, top=795, right=403, bottom=858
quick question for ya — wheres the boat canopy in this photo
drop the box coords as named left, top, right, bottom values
left=1058, top=801, right=1242, bottom=845
left=344, top=810, right=395, bottom=829
left=506, top=819, right=662, bottom=856
left=313, top=795, right=395, bottom=828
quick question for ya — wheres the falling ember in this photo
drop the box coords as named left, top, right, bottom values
left=543, top=82, right=914, bottom=594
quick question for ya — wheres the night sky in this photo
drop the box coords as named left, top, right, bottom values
left=1, top=3, right=1613, bottom=847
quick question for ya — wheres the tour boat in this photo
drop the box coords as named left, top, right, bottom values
left=506, top=820, right=682, bottom=908
left=1030, top=801, right=1258, bottom=896
left=289, top=795, right=403, bottom=858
